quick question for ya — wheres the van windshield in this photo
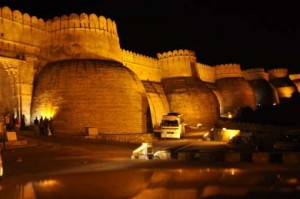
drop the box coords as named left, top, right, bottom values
left=162, top=120, right=179, bottom=127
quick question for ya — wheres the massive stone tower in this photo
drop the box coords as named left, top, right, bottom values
left=28, top=12, right=149, bottom=134
left=243, top=68, right=279, bottom=107
left=32, top=60, right=149, bottom=134
left=289, top=74, right=300, bottom=92
left=268, top=68, right=298, bottom=100
left=158, top=50, right=219, bottom=127
left=215, top=64, right=256, bottom=116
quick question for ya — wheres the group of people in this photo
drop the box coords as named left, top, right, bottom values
left=33, top=116, right=54, bottom=136
left=4, top=113, right=27, bottom=131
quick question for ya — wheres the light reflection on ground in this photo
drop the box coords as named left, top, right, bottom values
left=1, top=167, right=300, bottom=199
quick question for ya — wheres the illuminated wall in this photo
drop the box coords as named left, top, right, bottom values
left=162, top=77, right=220, bottom=127
left=215, top=64, right=256, bottom=115
left=157, top=49, right=197, bottom=78
left=142, top=81, right=170, bottom=128
left=243, top=68, right=279, bottom=106
left=289, top=74, right=300, bottom=92
left=31, top=60, right=149, bottom=134
left=1, top=5, right=300, bottom=133
left=268, top=68, right=297, bottom=100
left=0, top=56, right=35, bottom=125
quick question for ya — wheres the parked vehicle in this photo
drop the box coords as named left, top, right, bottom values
left=273, top=130, right=300, bottom=151
left=160, top=113, right=185, bottom=139
left=153, top=150, right=171, bottom=160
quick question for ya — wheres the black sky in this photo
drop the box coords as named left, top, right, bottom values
left=1, top=0, right=300, bottom=73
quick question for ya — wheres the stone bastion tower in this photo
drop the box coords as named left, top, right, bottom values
left=0, top=6, right=149, bottom=134
left=243, top=68, right=279, bottom=107
left=268, top=68, right=298, bottom=100
left=157, top=50, right=220, bottom=127
left=214, top=63, right=256, bottom=116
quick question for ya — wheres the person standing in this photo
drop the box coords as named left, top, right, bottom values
left=33, top=117, right=39, bottom=135
left=21, top=114, right=26, bottom=130
left=39, top=116, right=44, bottom=135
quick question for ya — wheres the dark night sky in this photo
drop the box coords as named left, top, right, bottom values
left=1, top=0, right=300, bottom=73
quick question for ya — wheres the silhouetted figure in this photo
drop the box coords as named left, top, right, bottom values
left=34, top=117, right=39, bottom=135
left=21, top=114, right=26, bottom=130
left=49, top=117, right=54, bottom=135
left=5, top=113, right=11, bottom=130
left=39, top=116, right=44, bottom=135
left=44, top=117, right=50, bottom=136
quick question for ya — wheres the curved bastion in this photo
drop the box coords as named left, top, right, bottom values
left=268, top=68, right=298, bottom=99
left=289, top=74, right=300, bottom=92
left=215, top=64, right=256, bottom=115
left=243, top=68, right=279, bottom=107
left=162, top=77, right=220, bottom=127
left=158, top=50, right=219, bottom=127
left=31, top=59, right=149, bottom=134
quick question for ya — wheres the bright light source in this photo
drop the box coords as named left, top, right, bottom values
left=221, top=128, right=240, bottom=140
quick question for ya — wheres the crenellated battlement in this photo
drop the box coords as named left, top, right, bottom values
left=122, top=49, right=161, bottom=82
left=0, top=6, right=122, bottom=62
left=268, top=68, right=288, bottom=79
left=196, top=62, right=215, bottom=83
left=215, top=63, right=243, bottom=79
left=157, top=49, right=196, bottom=78
left=242, top=68, right=269, bottom=81
left=45, top=13, right=118, bottom=36
left=122, top=49, right=158, bottom=68
left=1, top=6, right=46, bottom=30
left=0, top=7, right=118, bottom=36
left=157, top=49, right=195, bottom=59
left=289, top=74, right=300, bottom=81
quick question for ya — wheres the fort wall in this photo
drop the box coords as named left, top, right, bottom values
left=242, top=68, right=269, bottom=81
left=268, top=68, right=288, bottom=79
left=122, top=50, right=161, bottom=82
left=0, top=6, right=122, bottom=63
left=44, top=13, right=121, bottom=62
left=142, top=81, right=170, bottom=127
left=157, top=49, right=196, bottom=78
left=215, top=63, right=243, bottom=79
left=289, top=74, right=300, bottom=92
left=196, top=62, right=215, bottom=83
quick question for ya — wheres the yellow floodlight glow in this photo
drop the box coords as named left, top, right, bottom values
left=221, top=128, right=240, bottom=140
left=40, top=104, right=58, bottom=118
left=36, top=179, right=59, bottom=187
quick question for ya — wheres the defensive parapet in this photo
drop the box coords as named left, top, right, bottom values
left=289, top=74, right=300, bottom=92
left=268, top=68, right=297, bottom=99
left=243, top=68, right=279, bottom=106
left=44, top=13, right=121, bottom=62
left=242, top=68, right=269, bottom=81
left=0, top=6, right=122, bottom=62
left=122, top=50, right=161, bottom=82
left=215, top=63, right=243, bottom=79
left=196, top=62, right=216, bottom=83
left=268, top=68, right=288, bottom=79
left=0, top=6, right=46, bottom=58
left=157, top=49, right=196, bottom=78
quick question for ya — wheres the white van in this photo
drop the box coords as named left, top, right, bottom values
left=160, top=113, right=185, bottom=139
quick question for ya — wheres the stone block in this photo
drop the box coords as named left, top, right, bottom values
left=6, top=131, right=17, bottom=141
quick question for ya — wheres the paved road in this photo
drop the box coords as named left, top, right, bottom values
left=0, top=132, right=300, bottom=199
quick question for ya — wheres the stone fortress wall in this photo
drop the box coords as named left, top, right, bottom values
left=0, top=6, right=121, bottom=64
left=0, top=6, right=299, bottom=133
